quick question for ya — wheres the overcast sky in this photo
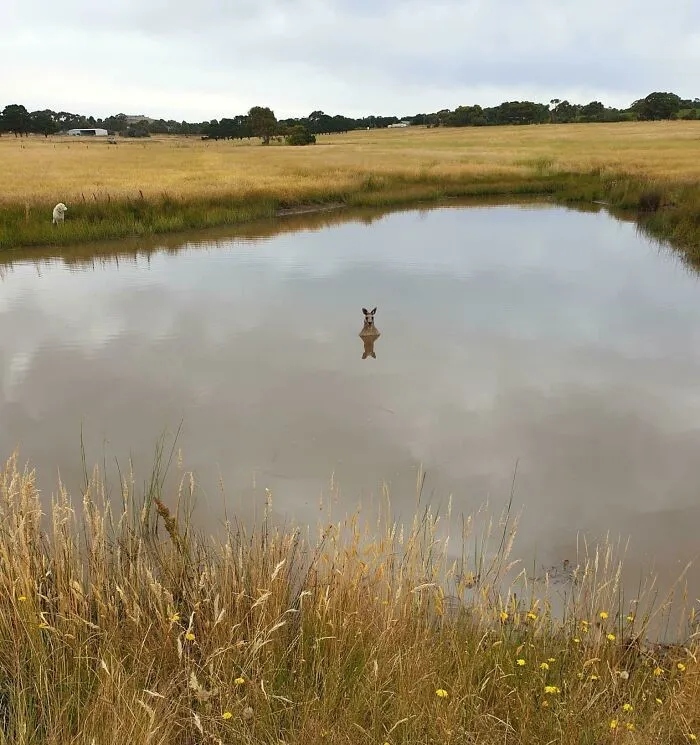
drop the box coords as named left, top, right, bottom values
left=2, top=0, right=698, bottom=121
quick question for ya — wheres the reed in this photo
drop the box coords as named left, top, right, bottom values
left=0, top=449, right=697, bottom=745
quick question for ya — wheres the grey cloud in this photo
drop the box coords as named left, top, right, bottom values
left=1, top=0, right=698, bottom=131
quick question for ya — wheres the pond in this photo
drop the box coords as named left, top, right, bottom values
left=2, top=200, right=700, bottom=605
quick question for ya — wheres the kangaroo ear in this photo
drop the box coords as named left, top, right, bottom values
left=370, top=307, right=377, bottom=314
left=362, top=308, right=369, bottom=314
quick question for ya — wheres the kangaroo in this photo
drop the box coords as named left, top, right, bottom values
left=359, top=307, right=380, bottom=359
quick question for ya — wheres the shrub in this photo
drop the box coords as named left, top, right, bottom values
left=285, top=125, right=316, bottom=146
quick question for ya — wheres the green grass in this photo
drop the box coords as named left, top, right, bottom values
left=0, top=447, right=698, bottom=745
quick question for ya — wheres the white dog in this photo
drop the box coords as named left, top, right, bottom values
left=52, top=202, right=68, bottom=225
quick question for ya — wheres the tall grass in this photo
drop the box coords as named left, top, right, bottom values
left=1, top=124, right=699, bottom=259
left=1, top=449, right=698, bottom=744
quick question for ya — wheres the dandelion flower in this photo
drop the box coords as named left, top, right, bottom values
left=626, top=723, right=636, bottom=731
left=590, top=674, right=600, bottom=681
left=436, top=689, right=449, bottom=698
left=573, top=637, right=581, bottom=643
left=527, top=612, right=538, bottom=620
left=626, top=614, right=635, bottom=622
left=607, top=633, right=616, bottom=641
left=653, top=667, right=664, bottom=677
left=547, top=657, right=556, bottom=663
left=539, top=662, right=550, bottom=671
left=185, top=632, right=195, bottom=641
left=170, top=613, right=181, bottom=623
left=18, top=596, right=27, bottom=602
left=544, top=685, right=560, bottom=694
left=609, top=719, right=619, bottom=730
left=599, top=611, right=609, bottom=620
left=622, top=703, right=633, bottom=712
left=499, top=611, right=509, bottom=622
left=235, top=677, right=246, bottom=685
left=677, top=662, right=687, bottom=672
left=222, top=712, right=233, bottom=720
left=516, top=658, right=526, bottom=666
left=688, top=735, right=697, bottom=742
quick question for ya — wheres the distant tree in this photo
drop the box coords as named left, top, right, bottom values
left=123, top=124, right=150, bottom=138
left=101, top=113, right=128, bottom=132
left=549, top=99, right=561, bottom=122
left=1, top=104, right=31, bottom=136
left=551, top=100, right=578, bottom=123
left=30, top=109, right=59, bottom=137
left=580, top=101, right=606, bottom=122
left=248, top=106, right=277, bottom=144
left=285, top=124, right=316, bottom=146
left=630, top=92, right=682, bottom=120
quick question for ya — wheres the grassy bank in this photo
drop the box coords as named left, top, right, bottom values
left=1, top=122, right=699, bottom=261
left=1, top=451, right=698, bottom=745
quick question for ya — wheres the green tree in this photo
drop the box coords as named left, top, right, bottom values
left=630, top=92, right=682, bottom=120
left=1, top=104, right=31, bottom=136
left=285, top=124, right=316, bottom=146
left=30, top=109, right=59, bottom=137
left=248, top=106, right=277, bottom=144
left=580, top=101, right=606, bottom=122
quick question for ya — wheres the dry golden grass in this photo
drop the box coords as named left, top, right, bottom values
left=2, top=122, right=699, bottom=206
left=1, top=449, right=698, bottom=745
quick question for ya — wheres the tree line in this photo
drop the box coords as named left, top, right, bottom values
left=1, top=92, right=697, bottom=142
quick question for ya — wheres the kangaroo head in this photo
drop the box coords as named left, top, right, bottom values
left=362, top=307, right=377, bottom=328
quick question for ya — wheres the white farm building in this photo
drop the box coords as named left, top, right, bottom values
left=66, top=128, right=109, bottom=137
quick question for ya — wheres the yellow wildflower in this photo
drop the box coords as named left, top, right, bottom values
left=516, top=658, right=526, bottom=666
left=18, top=596, right=27, bottom=602
left=547, top=657, right=556, bottom=663
left=607, top=633, right=616, bottom=641
left=499, top=611, right=508, bottom=622
left=622, top=703, right=633, bottom=712
left=170, top=612, right=181, bottom=623
left=653, top=667, right=664, bottom=676
left=436, top=689, right=449, bottom=698
left=590, top=674, right=600, bottom=681
left=185, top=632, right=195, bottom=641
left=539, top=662, right=550, bottom=671
left=235, top=677, right=246, bottom=685
left=677, top=662, right=687, bottom=672
left=544, top=685, right=560, bottom=694
left=626, top=614, right=635, bottom=622
left=609, top=719, right=619, bottom=730
left=527, top=612, right=538, bottom=620
left=573, top=637, right=581, bottom=643
left=599, top=611, right=609, bottom=620
left=655, top=698, right=663, bottom=705
left=626, top=723, right=636, bottom=731
left=688, top=735, right=697, bottom=742
left=222, top=712, right=233, bottom=720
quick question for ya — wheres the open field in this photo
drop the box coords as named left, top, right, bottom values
left=1, top=121, right=699, bottom=257
left=1, top=451, right=699, bottom=745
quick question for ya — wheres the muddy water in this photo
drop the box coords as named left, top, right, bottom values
left=2, top=201, right=700, bottom=610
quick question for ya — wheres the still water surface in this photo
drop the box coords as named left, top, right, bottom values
left=2, top=202, right=700, bottom=598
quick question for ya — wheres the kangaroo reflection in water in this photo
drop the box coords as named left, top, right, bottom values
left=359, top=306, right=380, bottom=360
